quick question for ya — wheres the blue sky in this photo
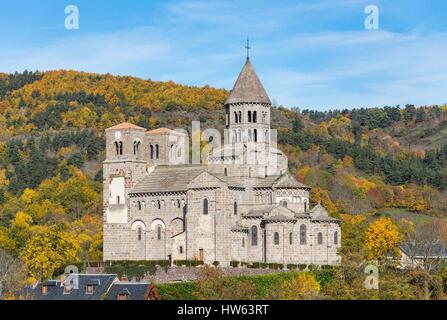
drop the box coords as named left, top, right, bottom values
left=1, top=0, right=447, bottom=110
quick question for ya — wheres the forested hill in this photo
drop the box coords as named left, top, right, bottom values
left=0, top=70, right=447, bottom=281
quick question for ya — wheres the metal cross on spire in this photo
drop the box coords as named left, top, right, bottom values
left=245, top=37, right=251, bottom=59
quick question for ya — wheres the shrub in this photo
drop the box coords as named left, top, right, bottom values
left=230, top=261, right=240, bottom=268
left=173, top=260, right=204, bottom=267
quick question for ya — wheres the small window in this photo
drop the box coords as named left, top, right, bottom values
left=289, top=232, right=293, bottom=245
left=224, top=168, right=228, bottom=176
left=114, top=142, right=120, bottom=155
left=177, top=199, right=181, bottom=209
left=117, top=293, right=128, bottom=300
left=318, top=232, right=323, bottom=245
left=300, top=224, right=307, bottom=245
left=85, top=285, right=94, bottom=294
left=179, top=246, right=184, bottom=254
left=137, top=227, right=142, bottom=241
left=156, top=145, right=159, bottom=159
left=248, top=111, right=252, bottom=123
left=150, top=145, right=154, bottom=159
left=41, top=285, right=48, bottom=295
left=251, top=226, right=258, bottom=246
left=137, top=201, right=142, bottom=211
left=234, top=202, right=238, bottom=216
left=242, top=238, right=245, bottom=248
left=274, top=232, right=280, bottom=245
left=116, top=196, right=120, bottom=205
left=334, top=232, right=339, bottom=245
left=203, top=199, right=209, bottom=215
left=281, top=200, right=288, bottom=208
left=157, top=225, right=162, bottom=240
left=119, top=142, right=123, bottom=155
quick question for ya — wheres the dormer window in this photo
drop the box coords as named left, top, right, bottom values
left=85, top=284, right=94, bottom=294
left=117, top=293, right=129, bottom=300
left=41, top=285, right=48, bottom=295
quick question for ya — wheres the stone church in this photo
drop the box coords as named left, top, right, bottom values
left=103, top=57, right=341, bottom=267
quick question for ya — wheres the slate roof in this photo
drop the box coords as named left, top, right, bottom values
left=225, top=58, right=271, bottom=105
left=131, top=165, right=206, bottom=194
left=105, top=283, right=151, bottom=300
left=106, top=122, right=146, bottom=131
left=29, top=274, right=118, bottom=300
left=309, top=203, right=339, bottom=222
left=400, top=243, right=447, bottom=258
left=146, top=128, right=184, bottom=135
left=252, top=173, right=310, bottom=189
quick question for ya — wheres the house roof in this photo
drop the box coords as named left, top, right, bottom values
left=225, top=58, right=271, bottom=105
left=29, top=274, right=118, bottom=300
left=105, top=283, right=151, bottom=300
left=252, top=173, right=310, bottom=189
left=231, top=224, right=250, bottom=233
left=130, top=165, right=206, bottom=194
left=106, top=122, right=146, bottom=131
left=400, top=243, right=447, bottom=258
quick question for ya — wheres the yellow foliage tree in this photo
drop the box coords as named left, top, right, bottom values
left=365, top=217, right=401, bottom=261
left=280, top=273, right=321, bottom=300
left=21, top=225, right=80, bottom=281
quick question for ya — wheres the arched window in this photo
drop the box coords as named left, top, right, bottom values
left=281, top=200, right=288, bottom=208
left=119, top=142, right=123, bottom=155
left=234, top=111, right=238, bottom=123
left=150, top=145, right=154, bottom=159
left=203, top=199, right=209, bottom=215
left=248, top=129, right=252, bottom=142
left=265, top=130, right=269, bottom=143
left=137, top=201, right=142, bottom=211
left=334, top=232, right=339, bottom=245
left=234, top=202, right=238, bottom=215
left=253, top=111, right=257, bottom=123
left=116, top=196, right=121, bottom=205
left=289, top=232, right=293, bottom=245
left=137, top=227, right=142, bottom=241
left=248, top=111, right=252, bottom=123
left=133, top=140, right=141, bottom=155
left=156, top=145, right=159, bottom=159
left=177, top=199, right=181, bottom=209
left=115, top=142, right=120, bottom=155
left=239, top=111, right=242, bottom=123
left=253, top=129, right=258, bottom=142
left=265, top=166, right=268, bottom=178
left=224, top=168, right=228, bottom=176
left=300, top=224, right=307, bottom=245
left=242, top=238, right=245, bottom=248
left=157, top=200, right=161, bottom=210
left=318, top=232, right=323, bottom=245
left=304, top=200, right=308, bottom=212
left=251, top=226, right=258, bottom=246
left=274, top=232, right=280, bottom=245
left=157, top=225, right=162, bottom=240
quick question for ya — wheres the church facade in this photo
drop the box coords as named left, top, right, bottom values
left=102, top=58, right=341, bottom=266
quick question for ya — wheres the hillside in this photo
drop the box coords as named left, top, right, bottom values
left=0, top=70, right=447, bottom=285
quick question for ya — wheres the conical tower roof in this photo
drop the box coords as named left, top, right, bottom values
left=225, top=58, right=271, bottom=105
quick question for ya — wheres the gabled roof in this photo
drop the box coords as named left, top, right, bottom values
left=225, top=58, right=271, bottom=105
left=263, top=214, right=297, bottom=223
left=130, top=165, right=207, bottom=194
left=309, top=203, right=339, bottom=222
left=106, top=122, right=146, bottom=131
left=273, top=172, right=310, bottom=189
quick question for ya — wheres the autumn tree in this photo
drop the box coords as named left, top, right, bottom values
left=365, top=217, right=401, bottom=261
left=279, top=273, right=321, bottom=300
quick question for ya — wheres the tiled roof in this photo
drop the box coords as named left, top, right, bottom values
left=231, top=224, right=249, bottom=233
left=263, top=214, right=297, bottom=223
left=106, top=122, right=146, bottom=131
left=29, top=274, right=118, bottom=300
left=146, top=128, right=182, bottom=135
left=105, top=283, right=151, bottom=300
left=131, top=165, right=206, bottom=194
left=225, top=58, right=271, bottom=105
